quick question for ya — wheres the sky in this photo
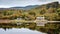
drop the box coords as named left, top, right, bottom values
left=0, top=0, right=60, bottom=8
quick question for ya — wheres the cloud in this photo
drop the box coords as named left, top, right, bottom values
left=0, top=0, right=59, bottom=8
left=38, top=0, right=59, bottom=2
left=0, top=5, right=12, bottom=8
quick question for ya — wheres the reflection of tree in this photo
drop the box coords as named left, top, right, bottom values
left=2, top=27, right=12, bottom=31
left=3, top=27, right=6, bottom=31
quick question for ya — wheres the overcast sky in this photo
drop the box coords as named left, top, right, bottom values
left=0, top=0, right=60, bottom=8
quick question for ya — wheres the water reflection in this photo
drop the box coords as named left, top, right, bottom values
left=0, top=28, right=46, bottom=34
left=0, top=23, right=60, bottom=34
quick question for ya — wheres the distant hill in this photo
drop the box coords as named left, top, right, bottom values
left=0, top=1, right=59, bottom=10
left=10, top=5, right=39, bottom=10
left=0, top=5, right=39, bottom=10
left=11, top=2, right=59, bottom=10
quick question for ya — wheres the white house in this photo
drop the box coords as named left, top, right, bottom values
left=16, top=18, right=23, bottom=20
left=36, top=16, right=45, bottom=20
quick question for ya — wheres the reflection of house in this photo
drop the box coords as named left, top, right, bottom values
left=17, top=23, right=22, bottom=26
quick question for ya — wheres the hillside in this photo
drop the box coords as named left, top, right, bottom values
left=0, top=1, right=60, bottom=21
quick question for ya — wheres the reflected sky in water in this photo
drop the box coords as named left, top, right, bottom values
left=0, top=28, right=46, bottom=34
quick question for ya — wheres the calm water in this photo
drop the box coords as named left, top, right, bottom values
left=0, top=28, right=46, bottom=34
